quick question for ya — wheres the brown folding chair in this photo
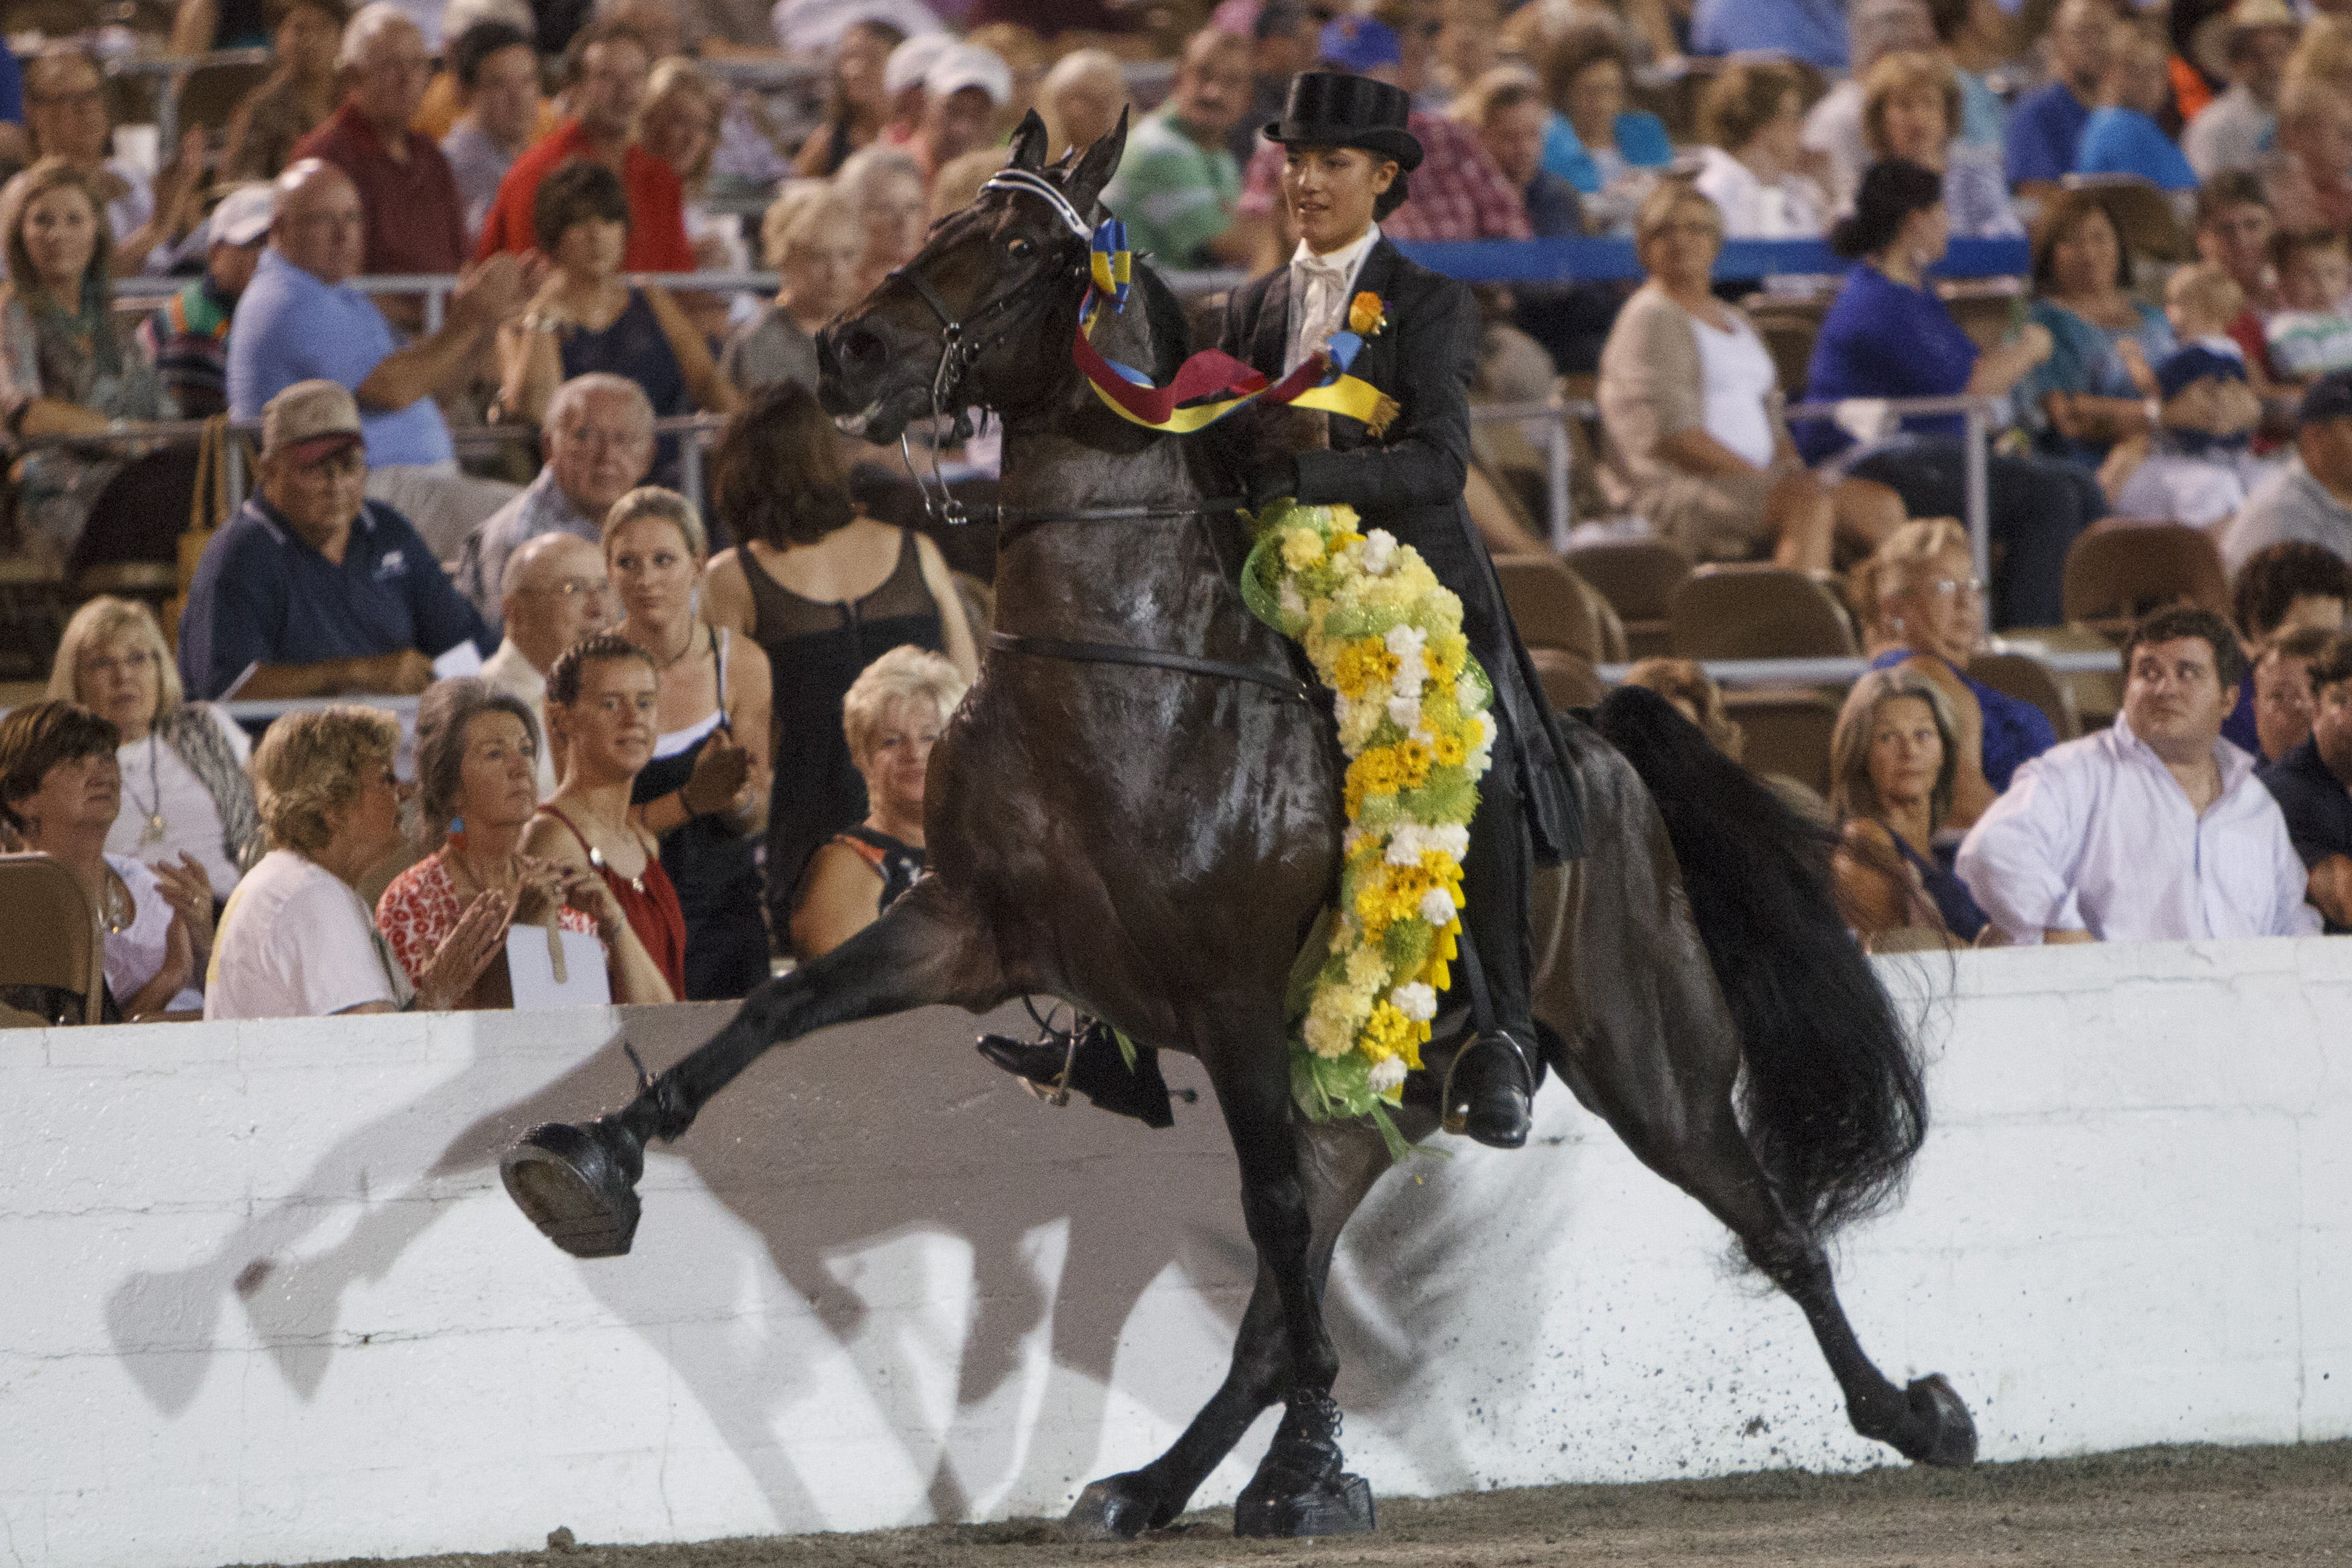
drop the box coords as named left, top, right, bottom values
left=1969, top=651, right=2082, bottom=740
left=1493, top=553, right=1606, bottom=662
left=1724, top=688, right=1844, bottom=797
left=1526, top=647, right=1606, bottom=710
left=0, top=853, right=105, bottom=1024
left=1669, top=565, right=1859, bottom=659
left=1567, top=537, right=1692, bottom=657
left=2060, top=523, right=2231, bottom=639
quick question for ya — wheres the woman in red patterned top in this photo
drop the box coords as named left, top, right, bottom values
left=378, top=679, right=674, bottom=1008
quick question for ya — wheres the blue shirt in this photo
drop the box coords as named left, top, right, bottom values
left=2260, top=736, right=2352, bottom=931
left=0, top=48, right=22, bottom=125
left=226, top=248, right=453, bottom=468
left=1797, top=263, right=1982, bottom=462
left=1868, top=650, right=2059, bottom=794
left=2075, top=105, right=2199, bottom=191
left=2006, top=80, right=2092, bottom=186
left=1541, top=110, right=1674, bottom=194
left=1690, top=0, right=1847, bottom=68
left=2224, top=669, right=2260, bottom=755
left=178, top=495, right=492, bottom=699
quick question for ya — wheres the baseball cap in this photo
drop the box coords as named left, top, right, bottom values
left=2300, top=371, right=2352, bottom=427
left=262, top=379, right=365, bottom=467
left=926, top=42, right=1012, bottom=106
left=883, top=32, right=954, bottom=96
left=1318, top=15, right=1402, bottom=74
left=205, top=182, right=275, bottom=248
left=2154, top=344, right=2247, bottom=403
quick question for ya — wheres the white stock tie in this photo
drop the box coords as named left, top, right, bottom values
left=1296, top=254, right=1350, bottom=371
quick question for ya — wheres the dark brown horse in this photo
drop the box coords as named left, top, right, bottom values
left=499, top=113, right=1977, bottom=1539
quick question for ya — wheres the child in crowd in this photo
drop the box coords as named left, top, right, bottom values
left=2104, top=342, right=2272, bottom=527
left=2264, top=231, right=2352, bottom=383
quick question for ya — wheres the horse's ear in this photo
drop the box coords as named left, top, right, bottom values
left=1008, top=110, right=1050, bottom=171
left=1063, top=107, right=1129, bottom=215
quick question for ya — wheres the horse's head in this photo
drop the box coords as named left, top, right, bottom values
left=820, top=110, right=1128, bottom=444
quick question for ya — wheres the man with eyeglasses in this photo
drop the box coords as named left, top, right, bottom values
left=179, top=380, right=493, bottom=703
left=484, top=532, right=612, bottom=799
left=1957, top=606, right=2318, bottom=945
left=455, top=373, right=655, bottom=622
left=287, top=3, right=468, bottom=318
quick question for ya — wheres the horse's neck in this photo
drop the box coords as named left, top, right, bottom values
left=990, top=300, right=1248, bottom=647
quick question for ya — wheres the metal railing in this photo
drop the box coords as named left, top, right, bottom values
left=111, top=270, right=787, bottom=334
left=1596, top=648, right=2119, bottom=687
left=1782, top=393, right=2006, bottom=593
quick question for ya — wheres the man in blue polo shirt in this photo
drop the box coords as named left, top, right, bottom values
left=1690, top=0, right=1848, bottom=70
left=2006, top=0, right=2114, bottom=189
left=179, top=381, right=493, bottom=702
left=226, top=157, right=527, bottom=559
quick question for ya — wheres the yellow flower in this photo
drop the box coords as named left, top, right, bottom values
left=1348, top=291, right=1386, bottom=336
left=1281, top=529, right=1325, bottom=570
left=1360, top=1001, right=1413, bottom=1059
left=1331, top=638, right=1400, bottom=701
left=1432, top=728, right=1467, bottom=767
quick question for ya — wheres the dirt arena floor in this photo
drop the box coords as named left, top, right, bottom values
left=268, top=1440, right=2351, bottom=1568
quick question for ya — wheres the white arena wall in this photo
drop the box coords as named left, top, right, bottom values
left=3, top=937, right=2349, bottom=1568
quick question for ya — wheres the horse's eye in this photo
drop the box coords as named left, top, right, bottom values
left=1008, top=237, right=1036, bottom=259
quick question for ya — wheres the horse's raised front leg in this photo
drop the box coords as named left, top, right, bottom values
left=501, top=878, right=1006, bottom=1257
left=1065, top=1117, right=1398, bottom=1540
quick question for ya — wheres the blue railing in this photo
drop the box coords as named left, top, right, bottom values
left=1392, top=236, right=2032, bottom=283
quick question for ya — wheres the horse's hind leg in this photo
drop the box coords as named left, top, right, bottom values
left=1065, top=1119, right=1394, bottom=1540
left=502, top=878, right=1006, bottom=1257
left=1573, top=984, right=1975, bottom=1467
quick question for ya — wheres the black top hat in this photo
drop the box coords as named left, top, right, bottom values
left=1262, top=72, right=1423, bottom=172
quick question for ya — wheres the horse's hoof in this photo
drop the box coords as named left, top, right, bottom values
left=1898, top=1373, right=1978, bottom=1467
left=1232, top=1472, right=1374, bottom=1539
left=1063, top=1472, right=1162, bottom=1541
left=500, top=1117, right=645, bottom=1258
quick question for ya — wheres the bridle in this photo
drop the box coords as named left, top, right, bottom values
left=879, top=166, right=1314, bottom=709
left=883, top=168, right=1096, bottom=527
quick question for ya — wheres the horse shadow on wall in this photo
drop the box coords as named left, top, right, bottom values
left=101, top=1002, right=1580, bottom=1524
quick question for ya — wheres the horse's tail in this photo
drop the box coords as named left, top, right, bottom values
left=1592, top=685, right=1926, bottom=1239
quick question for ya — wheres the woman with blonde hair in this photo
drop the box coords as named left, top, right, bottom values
left=0, top=157, right=173, bottom=567
left=790, top=645, right=968, bottom=958
left=724, top=182, right=862, bottom=395
left=48, top=596, right=260, bottom=900
left=1827, top=666, right=1988, bottom=945
left=1859, top=50, right=2020, bottom=239
left=1038, top=48, right=1127, bottom=159
left=208, top=707, right=509, bottom=1019
left=1692, top=58, right=1827, bottom=239
left=1597, top=182, right=1904, bottom=569
left=605, top=486, right=773, bottom=1000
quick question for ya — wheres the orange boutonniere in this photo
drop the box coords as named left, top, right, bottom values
left=1348, top=291, right=1388, bottom=336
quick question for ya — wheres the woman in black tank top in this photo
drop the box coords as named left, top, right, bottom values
left=701, top=386, right=979, bottom=934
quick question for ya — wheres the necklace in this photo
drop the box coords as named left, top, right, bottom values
left=121, top=734, right=166, bottom=848
left=574, top=802, right=647, bottom=894
left=646, top=616, right=702, bottom=673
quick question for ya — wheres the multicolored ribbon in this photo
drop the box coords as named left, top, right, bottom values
left=1073, top=221, right=1395, bottom=435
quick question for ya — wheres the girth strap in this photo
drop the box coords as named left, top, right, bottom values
left=989, top=630, right=1322, bottom=708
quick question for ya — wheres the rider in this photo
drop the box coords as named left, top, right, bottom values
left=982, top=73, right=1579, bottom=1149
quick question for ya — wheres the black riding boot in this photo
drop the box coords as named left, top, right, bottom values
left=1441, top=761, right=1539, bottom=1149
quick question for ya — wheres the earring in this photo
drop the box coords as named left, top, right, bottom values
left=449, top=815, right=466, bottom=837
left=1890, top=616, right=1906, bottom=632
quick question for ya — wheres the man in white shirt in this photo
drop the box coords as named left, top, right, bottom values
left=2182, top=0, right=2298, bottom=182
left=1956, top=606, right=2320, bottom=943
left=482, top=531, right=614, bottom=799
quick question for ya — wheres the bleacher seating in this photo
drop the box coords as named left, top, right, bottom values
left=2061, top=524, right=2233, bottom=640
left=1566, top=538, right=1691, bottom=659
left=1669, top=565, right=1859, bottom=660
left=0, top=854, right=105, bottom=1025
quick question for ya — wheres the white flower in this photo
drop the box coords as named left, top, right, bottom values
left=1419, top=887, right=1457, bottom=925
left=1387, top=694, right=1422, bottom=732
left=1384, top=623, right=1427, bottom=662
left=1411, top=726, right=1436, bottom=748
left=1279, top=581, right=1305, bottom=620
left=1390, top=981, right=1437, bottom=1022
left=1368, top=1055, right=1407, bottom=1093
left=1386, top=824, right=1427, bottom=865
left=1360, top=529, right=1398, bottom=576
left=1429, top=824, right=1469, bottom=860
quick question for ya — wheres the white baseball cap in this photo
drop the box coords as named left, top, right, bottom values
left=883, top=31, right=954, bottom=95
left=206, top=182, right=276, bottom=247
left=925, top=42, right=1011, bottom=107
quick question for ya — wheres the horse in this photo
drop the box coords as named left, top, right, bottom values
left=498, top=111, right=1978, bottom=1541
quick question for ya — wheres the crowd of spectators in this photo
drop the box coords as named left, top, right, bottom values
left=3, top=0, right=2352, bottom=1021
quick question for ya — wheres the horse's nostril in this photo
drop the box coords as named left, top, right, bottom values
left=839, top=325, right=889, bottom=370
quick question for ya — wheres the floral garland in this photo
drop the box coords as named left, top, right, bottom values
left=1240, top=499, right=1496, bottom=1151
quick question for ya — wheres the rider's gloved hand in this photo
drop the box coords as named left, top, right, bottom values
left=1244, top=452, right=1299, bottom=510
